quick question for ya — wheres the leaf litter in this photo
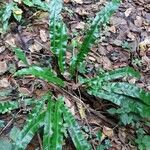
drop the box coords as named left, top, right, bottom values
left=0, top=0, right=150, bottom=149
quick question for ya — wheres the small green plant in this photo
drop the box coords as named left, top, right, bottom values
left=0, top=0, right=49, bottom=31
left=0, top=0, right=150, bottom=149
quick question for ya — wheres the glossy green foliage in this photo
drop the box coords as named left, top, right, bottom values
left=43, top=98, right=64, bottom=150
left=12, top=94, right=49, bottom=150
left=85, top=67, right=150, bottom=122
left=70, top=0, right=121, bottom=75
left=14, top=66, right=64, bottom=86
left=102, top=82, right=150, bottom=106
left=13, top=48, right=28, bottom=65
left=136, top=135, right=150, bottom=150
left=31, top=0, right=49, bottom=11
left=63, top=104, right=92, bottom=150
left=0, top=98, right=34, bottom=114
left=49, top=0, right=68, bottom=73
left=82, top=67, right=140, bottom=85
left=9, top=94, right=92, bottom=150
left=1, top=2, right=13, bottom=31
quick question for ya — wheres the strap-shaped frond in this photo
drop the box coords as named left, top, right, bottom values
left=49, top=0, right=68, bottom=73
left=88, top=88, right=150, bottom=118
left=2, top=2, right=13, bottom=31
left=82, top=67, right=140, bottom=86
left=63, top=104, right=92, bottom=150
left=102, top=82, right=150, bottom=106
left=13, top=93, right=50, bottom=150
left=70, top=0, right=121, bottom=75
left=43, top=98, right=64, bottom=150
left=13, top=48, right=29, bottom=65
left=14, top=66, right=64, bottom=87
left=0, top=98, right=33, bottom=114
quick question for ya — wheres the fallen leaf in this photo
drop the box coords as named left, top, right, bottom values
left=0, top=61, right=8, bottom=75
left=76, top=102, right=86, bottom=119
left=5, top=36, right=16, bottom=47
left=72, top=0, right=83, bottom=4
left=0, top=78, right=10, bottom=88
left=103, top=126, right=114, bottom=138
left=124, top=8, right=133, bottom=17
left=29, top=42, right=42, bottom=52
left=134, top=16, right=143, bottom=27
left=127, top=32, right=135, bottom=41
left=40, top=29, right=47, bottom=42
left=101, top=56, right=112, bottom=70
left=75, top=8, right=89, bottom=16
left=139, top=37, right=150, bottom=51
left=0, top=46, right=5, bottom=53
left=75, top=22, right=85, bottom=30
left=18, top=87, right=31, bottom=96
left=109, top=26, right=116, bottom=33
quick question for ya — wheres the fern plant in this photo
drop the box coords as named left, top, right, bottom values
left=0, top=0, right=150, bottom=149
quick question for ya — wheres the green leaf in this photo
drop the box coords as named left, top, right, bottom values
left=63, top=104, right=92, bottom=150
left=0, top=98, right=33, bottom=114
left=2, top=2, right=13, bottom=31
left=136, top=135, right=150, bottom=150
left=10, top=126, right=21, bottom=141
left=22, top=0, right=34, bottom=7
left=32, top=0, right=49, bottom=11
left=120, top=113, right=133, bottom=125
left=88, top=89, right=150, bottom=118
left=13, top=48, right=28, bottom=65
left=43, top=98, right=64, bottom=150
left=13, top=94, right=49, bottom=149
left=49, top=0, right=63, bottom=20
left=14, top=66, right=64, bottom=87
left=86, top=67, right=140, bottom=85
left=0, top=138, right=12, bottom=150
left=13, top=112, right=45, bottom=150
left=70, top=0, right=121, bottom=75
left=49, top=0, right=67, bottom=73
left=43, top=99, right=54, bottom=150
left=12, top=4, right=23, bottom=22
left=102, top=82, right=150, bottom=106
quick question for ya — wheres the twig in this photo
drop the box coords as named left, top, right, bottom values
left=37, top=133, right=43, bottom=150
left=0, top=110, right=22, bottom=135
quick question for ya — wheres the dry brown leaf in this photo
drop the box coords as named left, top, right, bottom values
left=72, top=0, right=83, bottom=4
left=5, top=36, right=16, bottom=47
left=124, top=8, right=133, bottom=17
left=103, top=126, right=114, bottom=138
left=0, top=78, right=10, bottom=88
left=139, top=37, right=150, bottom=51
left=29, top=42, right=42, bottom=52
left=40, top=29, right=47, bottom=42
left=0, top=46, right=5, bottom=53
left=0, top=61, right=8, bottom=75
left=75, top=22, right=85, bottom=30
left=101, top=56, right=112, bottom=70
left=134, top=16, right=143, bottom=27
left=76, top=102, right=86, bottom=119
left=18, top=87, right=31, bottom=96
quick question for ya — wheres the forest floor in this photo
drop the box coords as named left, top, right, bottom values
left=0, top=0, right=150, bottom=149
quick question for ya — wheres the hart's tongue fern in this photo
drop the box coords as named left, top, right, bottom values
left=2, top=0, right=150, bottom=149
left=70, top=0, right=121, bottom=75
